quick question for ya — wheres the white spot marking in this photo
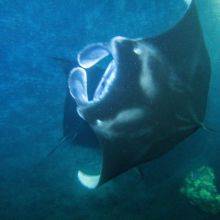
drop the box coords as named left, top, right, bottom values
left=138, top=44, right=158, bottom=98
left=133, top=47, right=142, bottom=55
left=95, top=108, right=145, bottom=138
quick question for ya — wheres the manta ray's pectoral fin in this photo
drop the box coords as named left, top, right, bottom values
left=77, top=129, right=197, bottom=189
left=77, top=137, right=151, bottom=188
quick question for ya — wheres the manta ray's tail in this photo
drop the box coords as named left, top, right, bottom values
left=189, top=107, right=215, bottom=133
left=197, top=122, right=215, bottom=133
left=45, top=133, right=78, bottom=158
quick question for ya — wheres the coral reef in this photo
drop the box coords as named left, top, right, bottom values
left=181, top=166, right=220, bottom=214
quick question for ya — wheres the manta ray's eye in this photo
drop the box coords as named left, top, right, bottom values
left=133, top=46, right=142, bottom=55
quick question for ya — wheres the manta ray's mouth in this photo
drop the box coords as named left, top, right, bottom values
left=75, top=43, right=117, bottom=103
left=92, top=61, right=116, bottom=102
left=77, top=44, right=116, bottom=102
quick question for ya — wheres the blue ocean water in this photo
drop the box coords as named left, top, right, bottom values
left=0, top=0, right=219, bottom=219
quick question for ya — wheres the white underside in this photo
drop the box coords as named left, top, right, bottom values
left=77, top=170, right=100, bottom=189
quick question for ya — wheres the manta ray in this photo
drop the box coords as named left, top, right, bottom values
left=66, top=0, right=211, bottom=188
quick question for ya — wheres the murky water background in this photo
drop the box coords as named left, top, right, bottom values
left=0, top=0, right=219, bottom=219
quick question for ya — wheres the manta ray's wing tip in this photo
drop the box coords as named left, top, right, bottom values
left=77, top=170, right=100, bottom=189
